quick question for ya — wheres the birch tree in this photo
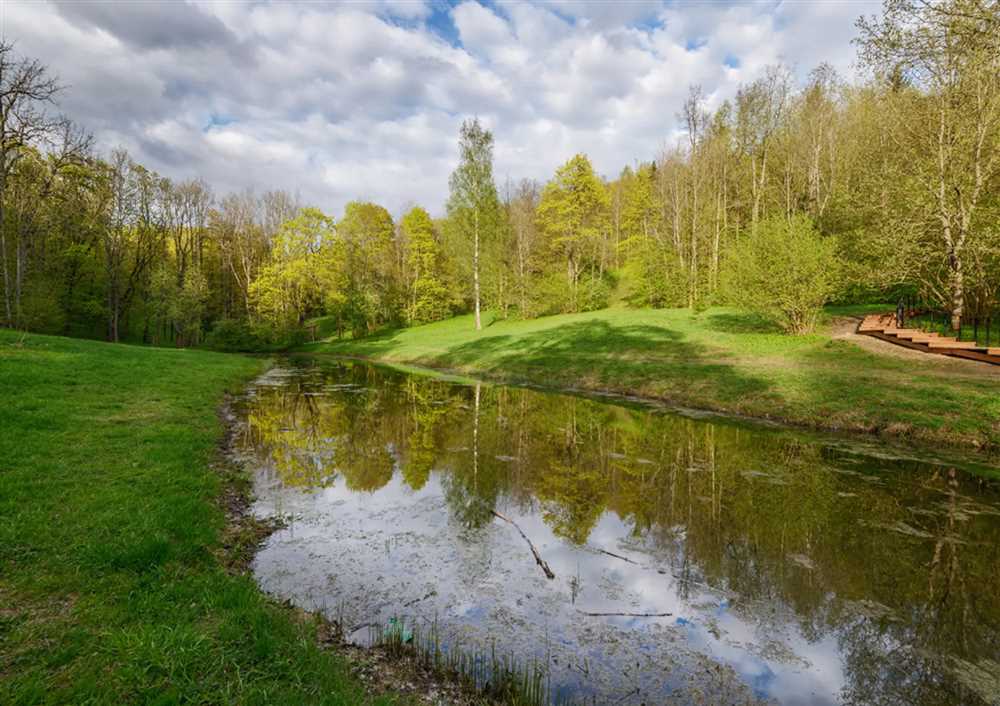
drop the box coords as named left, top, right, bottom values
left=857, top=0, right=1000, bottom=329
left=447, top=119, right=499, bottom=331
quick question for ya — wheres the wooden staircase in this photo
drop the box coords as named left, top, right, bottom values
left=859, top=314, right=1000, bottom=365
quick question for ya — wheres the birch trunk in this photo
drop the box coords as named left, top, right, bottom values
left=473, top=207, right=481, bottom=331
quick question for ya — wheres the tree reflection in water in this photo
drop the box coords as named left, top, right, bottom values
left=241, top=359, right=1000, bottom=705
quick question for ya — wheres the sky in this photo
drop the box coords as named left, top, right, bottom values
left=2, top=0, right=879, bottom=217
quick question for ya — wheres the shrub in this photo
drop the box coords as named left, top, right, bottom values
left=622, top=241, right=687, bottom=309
left=722, top=215, right=840, bottom=334
left=522, top=270, right=613, bottom=318
left=205, top=319, right=306, bottom=352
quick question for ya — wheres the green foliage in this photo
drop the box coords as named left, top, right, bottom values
left=618, top=163, right=659, bottom=248
left=336, top=201, right=400, bottom=336
left=722, top=215, right=841, bottom=333
left=203, top=318, right=303, bottom=352
left=535, top=154, right=610, bottom=313
left=446, top=118, right=501, bottom=329
left=250, top=207, right=335, bottom=331
left=176, top=266, right=209, bottom=345
left=622, top=234, right=687, bottom=309
left=446, top=119, right=501, bottom=233
left=401, top=206, right=451, bottom=325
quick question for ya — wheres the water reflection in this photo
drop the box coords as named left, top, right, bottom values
left=236, top=359, right=1000, bottom=705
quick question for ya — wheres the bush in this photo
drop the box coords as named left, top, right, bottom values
left=621, top=237, right=687, bottom=309
left=721, top=215, right=840, bottom=334
left=204, top=319, right=306, bottom=352
left=18, top=280, right=66, bottom=335
left=521, top=270, right=614, bottom=318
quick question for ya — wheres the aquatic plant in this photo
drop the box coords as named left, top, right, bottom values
left=370, top=615, right=557, bottom=705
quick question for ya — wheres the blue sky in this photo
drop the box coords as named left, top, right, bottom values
left=2, top=0, right=878, bottom=216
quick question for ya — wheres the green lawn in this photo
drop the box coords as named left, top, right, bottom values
left=0, top=330, right=397, bottom=705
left=304, top=306, right=1000, bottom=452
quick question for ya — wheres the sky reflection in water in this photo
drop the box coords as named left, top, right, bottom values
left=235, top=359, right=1000, bottom=705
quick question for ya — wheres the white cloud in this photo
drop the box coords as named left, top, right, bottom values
left=2, top=0, right=879, bottom=217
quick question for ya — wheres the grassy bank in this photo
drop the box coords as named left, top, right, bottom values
left=303, top=306, right=1000, bottom=452
left=0, top=330, right=396, bottom=704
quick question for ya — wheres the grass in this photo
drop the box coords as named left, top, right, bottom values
left=0, top=329, right=400, bottom=705
left=302, top=306, right=1000, bottom=453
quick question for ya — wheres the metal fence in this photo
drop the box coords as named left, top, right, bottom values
left=898, top=295, right=1000, bottom=348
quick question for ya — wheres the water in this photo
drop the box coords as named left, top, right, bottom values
left=233, top=358, right=1000, bottom=705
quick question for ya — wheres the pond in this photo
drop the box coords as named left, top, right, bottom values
left=232, top=358, right=1000, bottom=705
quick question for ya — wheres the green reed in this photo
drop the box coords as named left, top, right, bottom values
left=368, top=615, right=559, bottom=706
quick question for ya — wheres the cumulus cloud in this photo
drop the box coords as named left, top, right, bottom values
left=1, top=0, right=878, bottom=217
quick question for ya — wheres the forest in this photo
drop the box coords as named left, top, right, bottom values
left=1, top=0, right=998, bottom=348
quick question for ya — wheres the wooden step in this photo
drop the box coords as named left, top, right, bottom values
left=892, top=331, right=938, bottom=341
left=860, top=310, right=1000, bottom=363
left=925, top=336, right=958, bottom=344
left=859, top=316, right=893, bottom=332
left=926, top=339, right=980, bottom=349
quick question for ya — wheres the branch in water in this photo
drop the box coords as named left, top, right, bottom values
left=492, top=510, right=556, bottom=580
left=595, top=548, right=640, bottom=564
left=577, top=610, right=672, bottom=618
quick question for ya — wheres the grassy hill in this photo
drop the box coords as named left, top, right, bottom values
left=303, top=306, right=1000, bottom=452
left=0, top=330, right=396, bottom=704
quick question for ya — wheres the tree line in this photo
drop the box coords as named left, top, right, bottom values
left=2, top=0, right=998, bottom=345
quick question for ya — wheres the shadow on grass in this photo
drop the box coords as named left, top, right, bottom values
left=794, top=337, right=1000, bottom=445
left=425, top=319, right=772, bottom=404
left=704, top=312, right=784, bottom=335
left=304, top=326, right=408, bottom=355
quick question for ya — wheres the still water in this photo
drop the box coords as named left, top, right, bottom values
left=233, top=358, right=1000, bottom=705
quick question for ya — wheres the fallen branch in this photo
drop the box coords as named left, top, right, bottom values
left=492, top=510, right=555, bottom=580
left=577, top=610, right=672, bottom=618
left=595, top=548, right=640, bottom=564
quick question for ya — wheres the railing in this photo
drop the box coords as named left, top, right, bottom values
left=902, top=297, right=999, bottom=348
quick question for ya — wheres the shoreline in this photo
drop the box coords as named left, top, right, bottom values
left=293, top=350, right=1000, bottom=474
left=217, top=391, right=496, bottom=706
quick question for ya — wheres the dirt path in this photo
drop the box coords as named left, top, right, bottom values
left=832, top=317, right=1000, bottom=379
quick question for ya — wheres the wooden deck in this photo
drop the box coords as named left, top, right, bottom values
left=858, top=314, right=1000, bottom=365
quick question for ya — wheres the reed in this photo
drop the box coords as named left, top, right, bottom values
left=368, top=614, right=560, bottom=705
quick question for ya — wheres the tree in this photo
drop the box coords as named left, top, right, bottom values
left=1, top=42, right=91, bottom=327
left=337, top=201, right=398, bottom=335
left=536, top=153, right=610, bottom=313
left=735, top=65, right=793, bottom=235
left=249, top=207, right=333, bottom=329
left=174, top=264, right=208, bottom=346
left=165, top=178, right=211, bottom=286
left=100, top=151, right=167, bottom=342
left=401, top=206, right=450, bottom=324
left=857, top=0, right=1000, bottom=329
left=722, top=215, right=840, bottom=333
left=507, top=179, right=541, bottom=315
left=447, top=118, right=499, bottom=331
left=681, top=85, right=710, bottom=307
left=619, top=162, right=686, bottom=307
